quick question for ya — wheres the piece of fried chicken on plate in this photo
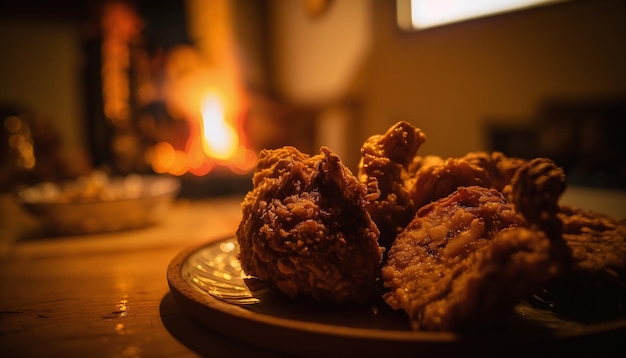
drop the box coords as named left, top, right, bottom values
left=236, top=146, right=383, bottom=303
left=358, top=121, right=426, bottom=248
left=358, top=121, right=526, bottom=249
left=382, top=158, right=571, bottom=331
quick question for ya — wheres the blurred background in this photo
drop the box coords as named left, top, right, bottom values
left=1, top=0, right=625, bottom=197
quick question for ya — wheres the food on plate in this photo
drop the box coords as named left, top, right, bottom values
left=236, top=146, right=383, bottom=303
left=358, top=121, right=526, bottom=249
left=236, top=120, right=625, bottom=331
left=381, top=158, right=571, bottom=331
left=408, top=151, right=526, bottom=213
left=358, top=121, right=426, bottom=249
left=531, top=206, right=626, bottom=322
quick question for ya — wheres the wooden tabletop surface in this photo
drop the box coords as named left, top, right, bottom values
left=0, top=194, right=280, bottom=357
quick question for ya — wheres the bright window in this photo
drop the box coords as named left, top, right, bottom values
left=397, top=0, right=568, bottom=30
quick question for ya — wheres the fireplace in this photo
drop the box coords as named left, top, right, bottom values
left=84, top=0, right=315, bottom=197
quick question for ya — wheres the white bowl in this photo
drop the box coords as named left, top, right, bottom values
left=15, top=173, right=180, bottom=235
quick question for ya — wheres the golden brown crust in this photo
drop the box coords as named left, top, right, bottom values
left=358, top=121, right=528, bottom=249
left=236, top=146, right=383, bottom=303
left=382, top=186, right=567, bottom=331
left=381, top=140, right=573, bottom=331
left=357, top=121, right=426, bottom=248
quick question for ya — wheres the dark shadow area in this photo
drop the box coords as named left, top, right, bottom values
left=487, top=97, right=626, bottom=190
left=159, top=292, right=286, bottom=358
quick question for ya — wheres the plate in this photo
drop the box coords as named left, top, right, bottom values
left=167, top=237, right=626, bottom=357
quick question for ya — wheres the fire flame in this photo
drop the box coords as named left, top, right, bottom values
left=145, top=0, right=257, bottom=178
left=148, top=93, right=256, bottom=177
left=199, top=95, right=238, bottom=161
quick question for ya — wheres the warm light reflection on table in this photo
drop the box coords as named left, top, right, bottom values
left=0, top=194, right=279, bottom=357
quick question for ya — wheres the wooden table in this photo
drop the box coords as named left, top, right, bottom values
left=0, top=194, right=280, bottom=357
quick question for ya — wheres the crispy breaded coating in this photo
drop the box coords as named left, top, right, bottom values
left=382, top=187, right=523, bottom=330
left=508, top=158, right=567, bottom=237
left=460, top=151, right=527, bottom=194
left=410, top=151, right=527, bottom=211
left=408, top=157, right=491, bottom=210
left=358, top=121, right=526, bottom=249
left=531, top=206, right=626, bottom=321
left=358, top=121, right=426, bottom=248
left=236, top=146, right=383, bottom=303
left=382, top=160, right=570, bottom=331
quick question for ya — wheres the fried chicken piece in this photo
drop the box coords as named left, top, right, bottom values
left=462, top=151, right=527, bottom=193
left=507, top=158, right=569, bottom=241
left=408, top=157, right=491, bottom=210
left=409, top=151, right=527, bottom=210
left=530, top=206, right=626, bottom=322
left=358, top=121, right=426, bottom=248
left=358, top=121, right=526, bottom=249
left=382, top=159, right=570, bottom=331
left=236, top=146, right=383, bottom=303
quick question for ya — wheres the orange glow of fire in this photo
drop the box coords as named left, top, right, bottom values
left=199, top=95, right=238, bottom=161
left=148, top=93, right=256, bottom=177
left=144, top=3, right=257, bottom=178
